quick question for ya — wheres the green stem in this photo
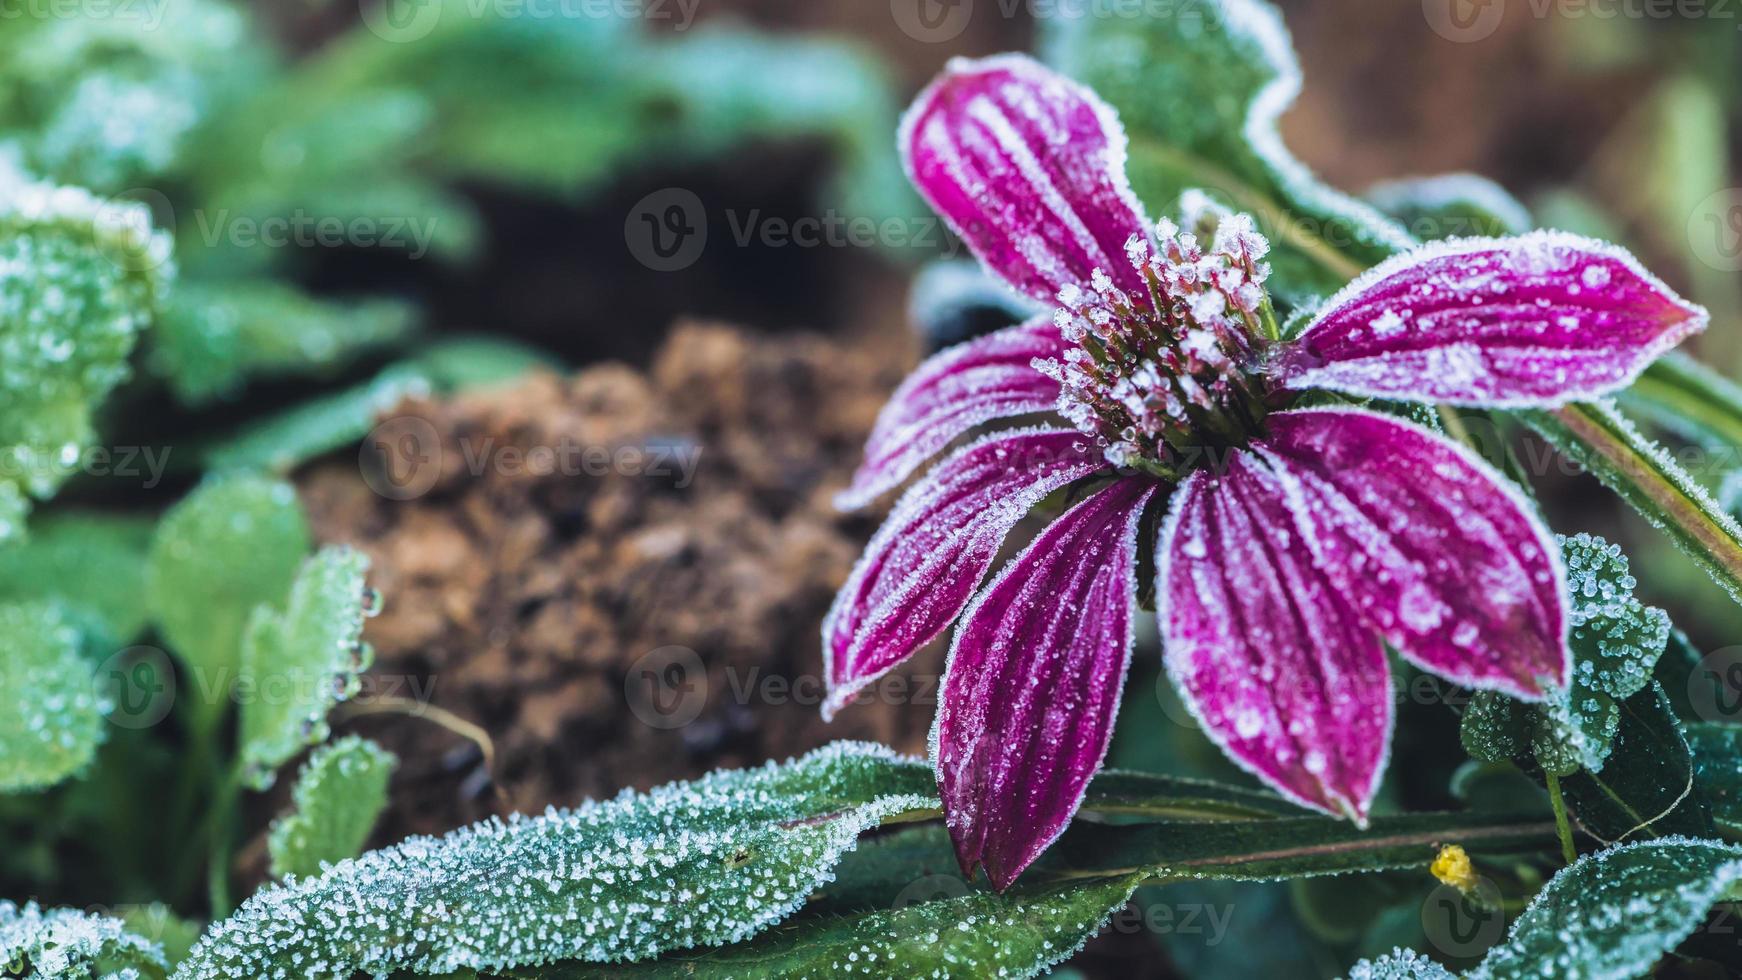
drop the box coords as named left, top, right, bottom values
left=1546, top=773, right=1577, bottom=865
left=203, top=764, right=243, bottom=917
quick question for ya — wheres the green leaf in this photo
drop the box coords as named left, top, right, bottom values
left=0, top=510, right=154, bottom=644
left=237, top=546, right=376, bottom=789
left=1469, top=837, right=1742, bottom=979
left=173, top=743, right=937, bottom=979
left=0, top=900, right=167, bottom=979
left=1553, top=684, right=1714, bottom=843
left=0, top=171, right=172, bottom=541
left=512, top=875, right=1144, bottom=980
left=1072, top=769, right=1304, bottom=819
left=1365, top=174, right=1532, bottom=240
left=1619, top=353, right=1742, bottom=459
left=150, top=279, right=417, bottom=406
left=1520, top=400, right=1742, bottom=608
left=1461, top=533, right=1669, bottom=775
left=0, top=600, right=106, bottom=792
left=1687, top=723, right=1742, bottom=836
left=1042, top=0, right=1410, bottom=306
left=268, top=734, right=396, bottom=879
left=198, top=338, right=557, bottom=473
left=145, top=473, right=310, bottom=709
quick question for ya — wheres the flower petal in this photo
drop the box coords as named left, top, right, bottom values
left=836, top=317, right=1067, bottom=511
left=934, top=477, right=1156, bottom=890
left=1274, top=230, right=1707, bottom=407
left=1254, top=407, right=1568, bottom=699
left=1160, top=461, right=1392, bottom=821
left=822, top=428, right=1106, bottom=720
left=900, top=53, right=1151, bottom=304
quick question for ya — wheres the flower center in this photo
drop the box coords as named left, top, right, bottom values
left=1036, top=213, right=1275, bottom=477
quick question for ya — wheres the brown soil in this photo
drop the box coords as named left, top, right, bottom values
left=297, top=321, right=939, bottom=841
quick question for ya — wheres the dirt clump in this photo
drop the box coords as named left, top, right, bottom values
left=297, top=321, right=938, bottom=841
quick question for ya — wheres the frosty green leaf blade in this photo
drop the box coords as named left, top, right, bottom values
left=1077, top=770, right=1303, bottom=819
left=1521, top=400, right=1742, bottom=608
left=268, top=735, right=396, bottom=879
left=0, top=600, right=106, bottom=792
left=1469, top=837, right=1742, bottom=979
left=511, top=874, right=1143, bottom=980
left=0, top=510, right=154, bottom=644
left=1620, top=352, right=1742, bottom=458
left=1553, top=683, right=1714, bottom=843
left=151, top=279, right=417, bottom=406
left=0, top=172, right=172, bottom=541
left=145, top=473, right=309, bottom=709
left=238, top=546, right=375, bottom=789
left=173, top=743, right=938, bottom=979
left=1042, top=0, right=1410, bottom=304
left=1365, top=174, right=1532, bottom=240
left=0, top=900, right=167, bottom=979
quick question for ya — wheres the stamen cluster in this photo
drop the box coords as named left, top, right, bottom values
left=1036, top=214, right=1275, bottom=474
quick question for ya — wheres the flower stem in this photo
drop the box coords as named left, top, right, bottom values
left=1545, top=772, right=1577, bottom=865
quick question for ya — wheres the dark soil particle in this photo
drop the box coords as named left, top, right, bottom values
left=298, top=321, right=939, bottom=841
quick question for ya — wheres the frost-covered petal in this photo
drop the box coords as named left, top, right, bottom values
left=934, top=477, right=1156, bottom=890
left=1254, top=407, right=1568, bottom=699
left=1159, top=462, right=1391, bottom=821
left=900, top=53, right=1151, bottom=304
left=823, top=428, right=1106, bottom=720
left=836, top=317, right=1067, bottom=511
left=1274, top=231, right=1707, bottom=407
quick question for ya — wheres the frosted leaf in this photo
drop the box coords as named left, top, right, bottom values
left=0, top=170, right=171, bottom=541
left=1365, top=174, right=1532, bottom=240
left=0, top=510, right=154, bottom=644
left=532, top=873, right=1143, bottom=978
left=1461, top=533, right=1668, bottom=775
left=1344, top=948, right=1455, bottom=980
left=268, top=735, right=396, bottom=880
left=237, top=545, right=376, bottom=789
left=173, top=742, right=937, bottom=979
left=0, top=600, right=106, bottom=792
left=1044, top=0, right=1412, bottom=307
left=150, top=279, right=417, bottom=407
left=1468, top=837, right=1742, bottom=979
left=145, top=473, right=310, bottom=697
left=0, top=900, right=167, bottom=980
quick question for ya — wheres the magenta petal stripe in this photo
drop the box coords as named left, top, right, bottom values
left=933, top=477, right=1157, bottom=891
left=1255, top=407, right=1569, bottom=699
left=1274, top=230, right=1708, bottom=407
left=822, top=428, right=1106, bottom=720
left=1159, top=462, right=1392, bottom=822
left=836, top=316, right=1068, bottom=511
left=899, top=53, right=1152, bottom=304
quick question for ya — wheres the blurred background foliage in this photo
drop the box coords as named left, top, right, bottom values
left=0, top=1, right=1738, bottom=977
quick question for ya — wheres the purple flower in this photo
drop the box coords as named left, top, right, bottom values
left=823, top=54, right=1707, bottom=891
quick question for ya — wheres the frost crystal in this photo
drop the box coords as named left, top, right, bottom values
left=174, top=742, right=935, bottom=979
left=0, top=900, right=167, bottom=979
left=1344, top=948, right=1455, bottom=980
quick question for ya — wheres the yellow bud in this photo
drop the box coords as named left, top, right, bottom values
left=1430, top=844, right=1478, bottom=893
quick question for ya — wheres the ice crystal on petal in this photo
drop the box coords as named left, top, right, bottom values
left=174, top=742, right=936, bottom=979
